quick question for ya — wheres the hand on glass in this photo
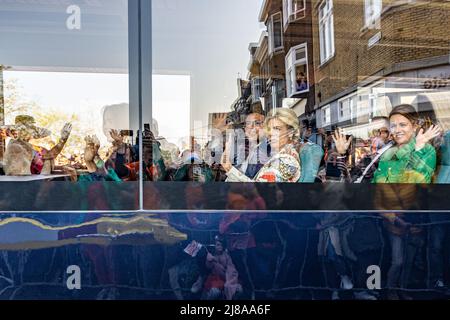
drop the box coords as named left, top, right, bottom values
left=415, top=124, right=442, bottom=151
left=60, top=123, right=73, bottom=141
left=332, top=128, right=352, bottom=155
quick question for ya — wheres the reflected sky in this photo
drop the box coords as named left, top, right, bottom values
left=1, top=0, right=264, bottom=147
left=152, top=0, right=264, bottom=139
left=3, top=70, right=128, bottom=147
left=4, top=71, right=191, bottom=150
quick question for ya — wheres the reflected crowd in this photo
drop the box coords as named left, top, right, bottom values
left=1, top=100, right=448, bottom=186
left=1, top=101, right=450, bottom=300
left=0, top=210, right=450, bottom=300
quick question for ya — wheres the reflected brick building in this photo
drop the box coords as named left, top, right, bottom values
left=247, top=0, right=316, bottom=126
left=243, top=0, right=450, bottom=138
left=311, top=0, right=450, bottom=136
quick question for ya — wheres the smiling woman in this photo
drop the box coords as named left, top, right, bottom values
left=223, top=108, right=302, bottom=183
left=333, top=104, right=442, bottom=185
left=373, top=104, right=441, bottom=184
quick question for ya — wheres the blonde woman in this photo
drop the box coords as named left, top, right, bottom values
left=222, top=108, right=301, bottom=183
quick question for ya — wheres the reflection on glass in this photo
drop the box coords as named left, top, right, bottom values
left=0, top=0, right=449, bottom=212
left=148, top=0, right=450, bottom=188
left=0, top=0, right=137, bottom=211
left=1, top=211, right=450, bottom=300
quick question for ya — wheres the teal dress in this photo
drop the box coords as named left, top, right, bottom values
left=298, top=142, right=324, bottom=183
left=436, top=131, right=450, bottom=183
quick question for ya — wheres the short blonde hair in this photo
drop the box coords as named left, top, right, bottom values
left=265, top=108, right=300, bottom=139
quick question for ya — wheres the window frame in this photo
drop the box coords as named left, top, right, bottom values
left=251, top=77, right=265, bottom=102
left=268, top=12, right=284, bottom=55
left=285, top=43, right=309, bottom=97
left=0, top=0, right=141, bottom=213
left=322, top=104, right=331, bottom=126
left=338, top=94, right=357, bottom=122
left=282, top=0, right=306, bottom=29
left=364, top=0, right=382, bottom=28
left=319, top=0, right=335, bottom=65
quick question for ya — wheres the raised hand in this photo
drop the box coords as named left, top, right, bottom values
left=60, top=123, right=73, bottom=141
left=415, top=124, right=442, bottom=151
left=0, top=127, right=8, bottom=138
left=332, top=128, right=353, bottom=155
left=109, top=129, right=123, bottom=144
left=84, top=135, right=100, bottom=162
left=212, top=113, right=229, bottom=132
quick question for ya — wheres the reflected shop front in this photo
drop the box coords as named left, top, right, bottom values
left=1, top=0, right=450, bottom=301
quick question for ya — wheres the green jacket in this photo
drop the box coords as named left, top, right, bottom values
left=372, top=138, right=436, bottom=184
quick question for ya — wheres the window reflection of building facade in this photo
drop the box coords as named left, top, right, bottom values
left=312, top=0, right=450, bottom=143
left=285, top=43, right=309, bottom=97
left=318, top=0, right=335, bottom=65
left=254, top=0, right=315, bottom=121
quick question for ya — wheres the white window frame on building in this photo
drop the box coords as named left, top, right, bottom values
left=364, top=0, right=382, bottom=29
left=285, top=43, right=309, bottom=97
left=322, top=104, right=331, bottom=126
left=268, top=12, right=284, bottom=55
left=369, top=82, right=391, bottom=118
left=272, top=78, right=286, bottom=109
left=282, top=0, right=306, bottom=28
left=319, top=0, right=335, bottom=65
left=338, top=94, right=358, bottom=122
left=251, top=77, right=265, bottom=102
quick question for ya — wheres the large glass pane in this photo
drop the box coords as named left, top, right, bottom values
left=1, top=0, right=450, bottom=303
left=0, top=0, right=137, bottom=211
left=146, top=0, right=450, bottom=213
left=273, top=15, right=283, bottom=49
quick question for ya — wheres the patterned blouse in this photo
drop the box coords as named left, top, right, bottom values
left=226, top=144, right=301, bottom=183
